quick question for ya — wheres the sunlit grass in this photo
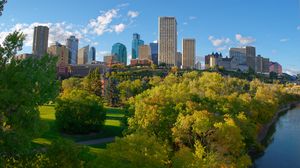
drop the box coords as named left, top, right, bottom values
left=33, top=105, right=125, bottom=148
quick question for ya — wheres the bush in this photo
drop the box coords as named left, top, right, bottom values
left=55, top=90, right=106, bottom=134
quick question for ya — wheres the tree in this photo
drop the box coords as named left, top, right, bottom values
left=82, top=67, right=102, bottom=97
left=46, top=138, right=93, bottom=168
left=61, top=77, right=83, bottom=95
left=104, top=76, right=119, bottom=106
left=0, top=31, right=59, bottom=157
left=89, top=133, right=169, bottom=168
left=0, top=0, right=7, bottom=16
left=55, top=90, right=105, bottom=134
left=117, top=79, right=146, bottom=104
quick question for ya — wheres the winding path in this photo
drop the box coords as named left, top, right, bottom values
left=77, top=137, right=115, bottom=145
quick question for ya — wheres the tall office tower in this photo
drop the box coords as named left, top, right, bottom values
left=88, top=46, right=96, bottom=64
left=78, top=45, right=89, bottom=64
left=229, top=48, right=247, bottom=65
left=176, top=52, right=182, bottom=68
left=66, top=36, right=79, bottom=64
left=158, top=17, right=177, bottom=66
left=150, top=42, right=158, bottom=65
left=256, top=55, right=263, bottom=73
left=246, top=46, right=256, bottom=71
left=132, top=33, right=144, bottom=59
left=182, top=39, right=196, bottom=69
left=138, top=45, right=151, bottom=60
left=32, top=26, right=49, bottom=57
left=48, top=42, right=69, bottom=74
left=47, top=42, right=69, bottom=66
left=111, top=43, right=127, bottom=65
left=262, top=57, right=270, bottom=73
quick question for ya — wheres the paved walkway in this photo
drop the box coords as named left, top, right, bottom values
left=77, top=137, right=115, bottom=145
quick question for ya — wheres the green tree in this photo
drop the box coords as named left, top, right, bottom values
left=61, top=77, right=83, bottom=95
left=89, top=133, right=169, bottom=168
left=0, top=0, right=7, bottom=16
left=46, top=138, right=93, bottom=168
left=55, top=90, right=105, bottom=134
left=104, top=76, right=119, bottom=106
left=82, top=67, right=102, bottom=97
left=117, top=79, right=146, bottom=104
left=0, top=31, right=59, bottom=157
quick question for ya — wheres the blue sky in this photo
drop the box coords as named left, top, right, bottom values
left=0, top=0, right=300, bottom=74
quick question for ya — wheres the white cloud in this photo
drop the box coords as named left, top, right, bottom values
left=284, top=68, right=300, bottom=75
left=97, top=51, right=110, bottom=55
left=117, top=3, right=129, bottom=8
left=0, top=22, right=87, bottom=47
left=280, top=38, right=289, bottom=42
left=271, top=49, right=277, bottom=55
left=88, top=9, right=118, bottom=35
left=153, top=40, right=158, bottom=43
left=189, top=16, right=197, bottom=20
left=235, top=34, right=256, bottom=45
left=208, top=36, right=231, bottom=47
left=113, top=23, right=126, bottom=33
left=127, top=11, right=139, bottom=18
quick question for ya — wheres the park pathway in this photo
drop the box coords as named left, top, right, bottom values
left=77, top=137, right=115, bottom=145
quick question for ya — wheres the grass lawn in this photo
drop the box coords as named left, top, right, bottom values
left=33, top=105, right=125, bottom=149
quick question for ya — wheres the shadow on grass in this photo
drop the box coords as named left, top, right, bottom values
left=33, top=105, right=126, bottom=149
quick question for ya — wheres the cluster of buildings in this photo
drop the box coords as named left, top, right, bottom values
left=104, top=17, right=200, bottom=69
left=16, top=26, right=104, bottom=77
left=16, top=16, right=283, bottom=77
left=204, top=46, right=282, bottom=75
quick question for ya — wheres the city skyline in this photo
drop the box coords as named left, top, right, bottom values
left=0, top=0, right=300, bottom=74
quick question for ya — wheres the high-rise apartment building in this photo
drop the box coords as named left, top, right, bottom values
left=176, top=52, right=182, bottom=68
left=66, top=36, right=79, bottom=64
left=182, top=39, right=196, bottom=69
left=132, top=33, right=144, bottom=59
left=138, top=45, right=151, bottom=60
left=78, top=45, right=89, bottom=64
left=88, top=46, right=96, bottom=64
left=47, top=42, right=69, bottom=66
left=262, top=57, right=270, bottom=73
left=229, top=48, right=247, bottom=65
left=47, top=42, right=69, bottom=74
left=269, top=62, right=282, bottom=75
left=150, top=42, right=158, bottom=65
left=256, top=55, right=263, bottom=73
left=246, top=46, right=256, bottom=71
left=158, top=17, right=177, bottom=66
left=112, top=43, right=127, bottom=65
left=32, top=26, right=49, bottom=57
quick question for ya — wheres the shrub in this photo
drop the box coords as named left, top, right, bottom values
left=55, top=90, right=105, bottom=134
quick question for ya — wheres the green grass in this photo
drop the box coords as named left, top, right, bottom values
left=33, top=105, right=125, bottom=148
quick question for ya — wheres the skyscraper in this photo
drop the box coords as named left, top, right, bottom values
left=269, top=62, right=282, bottom=75
left=176, top=52, right=182, bottom=68
left=88, top=46, right=96, bottom=64
left=139, top=45, right=151, bottom=60
left=182, top=39, right=196, bottom=69
left=47, top=42, right=69, bottom=74
left=150, top=42, right=158, bottom=65
left=66, top=36, right=79, bottom=65
left=78, top=45, right=89, bottom=64
left=32, top=26, right=49, bottom=57
left=158, top=17, right=177, bottom=66
left=229, top=48, right=247, bottom=65
left=111, top=43, right=127, bottom=65
left=132, top=33, right=144, bottom=59
left=246, top=46, right=256, bottom=71
left=47, top=42, right=69, bottom=66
